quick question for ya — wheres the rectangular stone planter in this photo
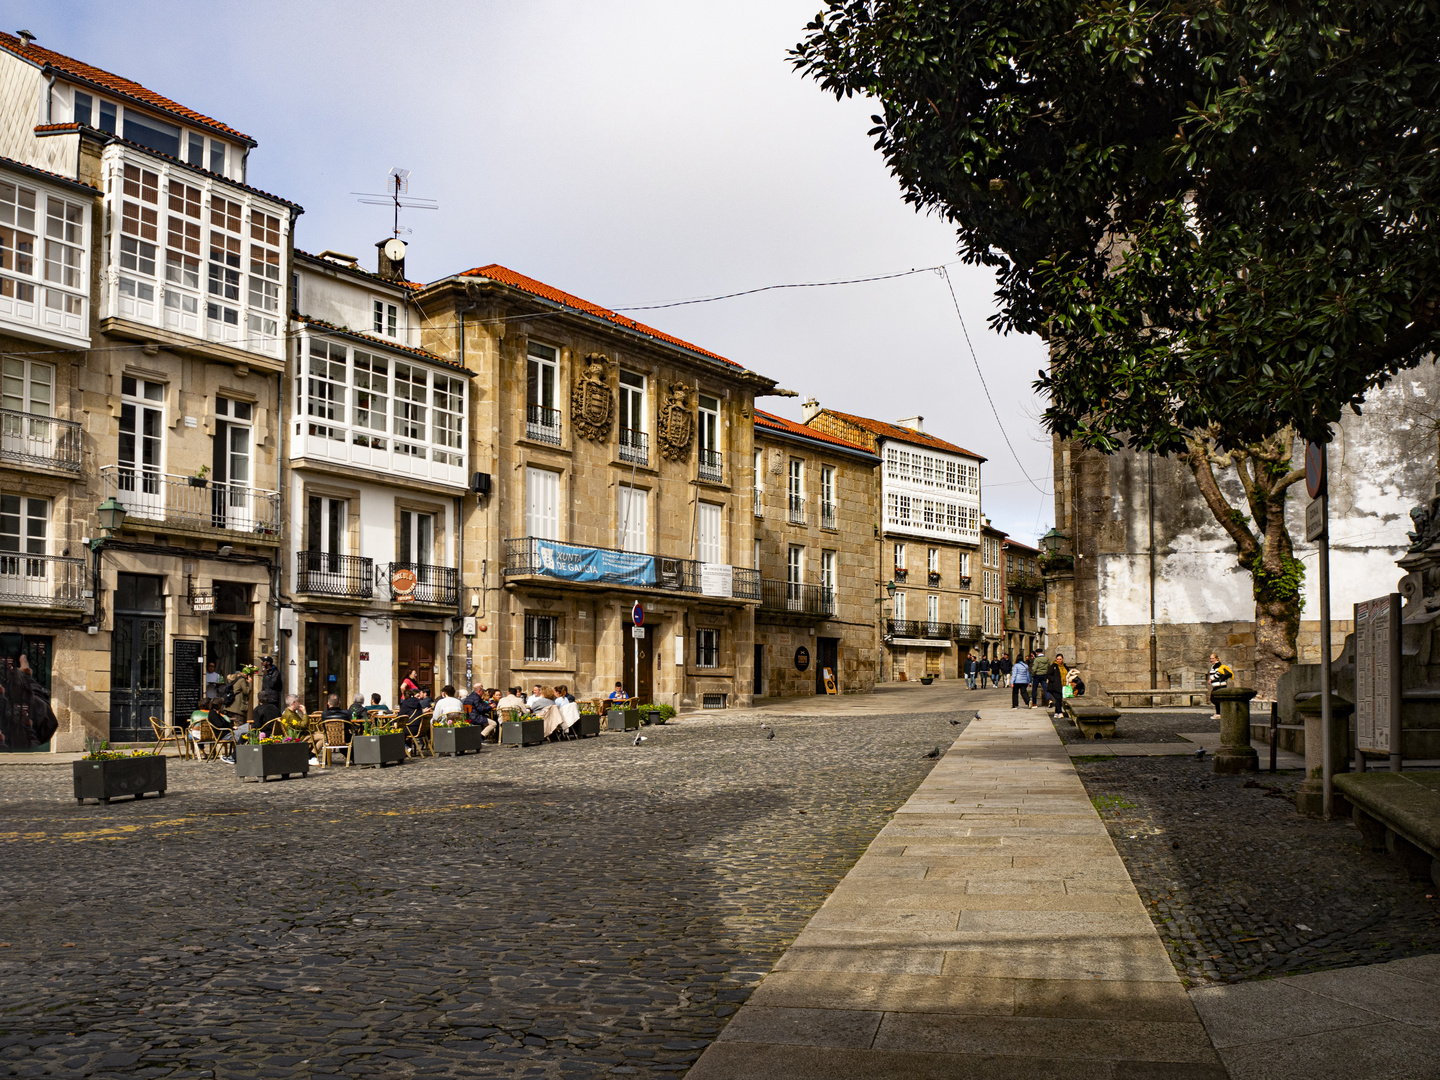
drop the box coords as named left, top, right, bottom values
left=433, top=725, right=487, bottom=756
left=73, top=756, right=167, bottom=805
left=500, top=718, right=545, bottom=746
left=607, top=710, right=640, bottom=732
left=575, top=712, right=601, bottom=738
left=352, top=732, right=407, bottom=767
left=235, top=742, right=311, bottom=781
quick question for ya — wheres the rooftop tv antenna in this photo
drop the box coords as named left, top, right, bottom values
left=352, top=168, right=438, bottom=239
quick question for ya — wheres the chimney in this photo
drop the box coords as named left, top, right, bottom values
left=15, top=30, right=35, bottom=47
left=375, top=239, right=406, bottom=283
left=896, top=415, right=925, bottom=433
left=801, top=397, right=821, bottom=423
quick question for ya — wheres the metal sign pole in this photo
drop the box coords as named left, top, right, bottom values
left=1306, top=441, right=1333, bottom=819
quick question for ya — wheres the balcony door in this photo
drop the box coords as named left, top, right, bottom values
left=303, top=495, right=348, bottom=591
left=525, top=467, right=559, bottom=540
left=1, top=357, right=56, bottom=464
left=398, top=509, right=439, bottom=599
left=0, top=495, right=48, bottom=603
left=211, top=397, right=252, bottom=531
left=118, top=376, right=164, bottom=520
left=698, top=502, right=722, bottom=564
left=526, top=343, right=560, bottom=444
left=110, top=573, right=165, bottom=742
left=304, top=622, right=349, bottom=713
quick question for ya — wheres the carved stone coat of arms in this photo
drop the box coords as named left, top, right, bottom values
left=571, top=353, right=613, bottom=441
left=657, top=384, right=694, bottom=461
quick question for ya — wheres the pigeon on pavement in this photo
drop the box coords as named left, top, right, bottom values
left=924, top=746, right=942, bottom=759
left=1194, top=746, right=1207, bottom=760
left=760, top=724, right=775, bottom=740
left=633, top=734, right=647, bottom=746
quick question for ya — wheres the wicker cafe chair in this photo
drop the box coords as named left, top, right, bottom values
left=406, top=712, right=433, bottom=758
left=321, top=719, right=352, bottom=767
left=149, top=715, right=189, bottom=759
left=189, top=719, right=224, bottom=762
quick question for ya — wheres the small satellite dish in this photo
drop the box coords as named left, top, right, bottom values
left=383, top=238, right=407, bottom=263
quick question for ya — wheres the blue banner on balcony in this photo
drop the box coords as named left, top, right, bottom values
left=534, top=540, right=656, bottom=586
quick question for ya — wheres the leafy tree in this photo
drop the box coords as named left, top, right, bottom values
left=794, top=1, right=1440, bottom=693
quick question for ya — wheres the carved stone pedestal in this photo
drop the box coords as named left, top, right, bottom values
left=1296, top=695, right=1354, bottom=817
left=1213, top=686, right=1259, bottom=774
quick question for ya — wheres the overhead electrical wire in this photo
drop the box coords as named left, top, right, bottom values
left=608, top=263, right=959, bottom=312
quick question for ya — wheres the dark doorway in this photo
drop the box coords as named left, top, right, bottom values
left=0, top=633, right=52, bottom=693
left=397, top=629, right=436, bottom=700
left=208, top=581, right=254, bottom=675
left=304, top=622, right=349, bottom=712
left=110, top=573, right=165, bottom=742
left=623, top=625, right=653, bottom=703
left=816, top=636, right=839, bottom=695
left=753, top=643, right=764, bottom=696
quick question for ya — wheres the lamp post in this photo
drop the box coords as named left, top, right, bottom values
left=94, top=497, right=127, bottom=544
left=1041, top=527, right=1068, bottom=559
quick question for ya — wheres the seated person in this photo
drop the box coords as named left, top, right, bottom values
left=412, top=687, right=434, bottom=714
left=366, top=692, right=390, bottom=715
left=1068, top=669, right=1087, bottom=697
left=554, top=684, right=574, bottom=706
left=461, top=682, right=491, bottom=717
left=395, top=688, right=424, bottom=720
left=495, top=686, right=526, bottom=717
left=527, top=686, right=557, bottom=716
left=320, top=693, right=351, bottom=725
left=526, top=684, right=546, bottom=711
left=607, top=681, right=629, bottom=704
left=348, top=693, right=369, bottom=722
left=433, top=684, right=464, bottom=722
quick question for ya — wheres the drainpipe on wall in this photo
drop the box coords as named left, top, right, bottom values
left=43, top=72, right=55, bottom=124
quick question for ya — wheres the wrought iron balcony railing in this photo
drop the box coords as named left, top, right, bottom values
left=504, top=537, right=760, bottom=600
left=382, top=561, right=458, bottom=606
left=952, top=622, right=983, bottom=642
left=1007, top=572, right=1043, bottom=592
left=296, top=551, right=374, bottom=599
left=754, top=486, right=764, bottom=517
left=0, top=409, right=82, bottom=471
left=788, top=495, right=806, bottom=525
left=928, top=571, right=942, bottom=587
left=893, top=567, right=908, bottom=582
left=0, top=552, right=87, bottom=609
left=758, top=579, right=835, bottom=618
left=618, top=428, right=648, bottom=465
left=698, top=447, right=723, bottom=483
left=100, top=467, right=280, bottom=536
left=526, top=404, right=562, bottom=446
left=887, top=618, right=953, bottom=639
left=820, top=505, right=836, bottom=530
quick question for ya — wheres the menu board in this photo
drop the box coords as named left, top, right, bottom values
left=172, top=638, right=206, bottom=723
left=1354, top=595, right=1401, bottom=755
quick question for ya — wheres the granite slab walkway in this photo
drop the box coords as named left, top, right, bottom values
left=687, top=707, right=1226, bottom=1079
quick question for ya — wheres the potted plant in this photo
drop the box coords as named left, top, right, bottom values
left=500, top=707, right=544, bottom=747
left=574, top=710, right=602, bottom=738
left=235, top=730, right=311, bottom=781
left=642, top=703, right=676, bottom=726
left=920, top=675, right=935, bottom=685
left=73, top=737, right=167, bottom=805
left=606, top=708, right=641, bottom=732
left=352, top=717, right=407, bottom=767
left=187, top=464, right=210, bottom=488
left=433, top=716, right=486, bottom=756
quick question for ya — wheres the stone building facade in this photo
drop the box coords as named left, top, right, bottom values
left=751, top=409, right=880, bottom=697
left=410, top=265, right=777, bottom=710
left=0, top=31, right=299, bottom=749
left=1002, top=538, right=1044, bottom=658
left=801, top=405, right=985, bottom=681
left=1046, top=366, right=1440, bottom=697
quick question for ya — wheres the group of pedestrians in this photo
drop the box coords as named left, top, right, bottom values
left=1005, top=650, right=1085, bottom=718
left=964, top=655, right=1014, bottom=689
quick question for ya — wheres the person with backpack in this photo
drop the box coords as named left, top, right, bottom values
left=1208, top=653, right=1234, bottom=719
left=1031, top=652, right=1050, bottom=708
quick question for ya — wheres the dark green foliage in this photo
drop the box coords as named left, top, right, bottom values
left=794, top=1, right=1440, bottom=452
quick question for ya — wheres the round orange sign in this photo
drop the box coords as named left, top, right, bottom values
left=391, top=566, right=417, bottom=600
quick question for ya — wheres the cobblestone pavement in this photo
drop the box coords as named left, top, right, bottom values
left=0, top=692, right=993, bottom=1079
left=1052, top=708, right=1219, bottom=744
left=1076, top=756, right=1440, bottom=986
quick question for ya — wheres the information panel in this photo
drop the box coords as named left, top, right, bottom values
left=172, top=638, right=206, bottom=724
left=1354, top=594, right=1401, bottom=755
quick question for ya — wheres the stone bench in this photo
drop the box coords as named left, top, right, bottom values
left=1066, top=704, right=1119, bottom=739
left=1333, top=772, right=1440, bottom=887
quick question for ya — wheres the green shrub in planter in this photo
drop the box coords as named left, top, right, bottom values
left=73, top=741, right=167, bottom=804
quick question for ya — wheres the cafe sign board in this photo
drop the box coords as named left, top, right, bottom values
left=1354, top=593, right=1402, bottom=755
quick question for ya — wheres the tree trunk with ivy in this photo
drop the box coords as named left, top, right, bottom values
left=1185, top=430, right=1307, bottom=701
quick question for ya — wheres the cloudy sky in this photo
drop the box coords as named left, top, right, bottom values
left=33, top=1, right=1054, bottom=542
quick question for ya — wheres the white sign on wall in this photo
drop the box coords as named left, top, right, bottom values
left=700, top=563, right=734, bottom=598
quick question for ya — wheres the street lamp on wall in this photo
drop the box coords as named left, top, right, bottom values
left=92, top=497, right=127, bottom=548
left=1041, top=527, right=1068, bottom=558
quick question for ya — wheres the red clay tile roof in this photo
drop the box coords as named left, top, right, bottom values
left=816, top=409, right=987, bottom=461
left=0, top=32, right=255, bottom=145
left=1003, top=538, right=1040, bottom=555
left=458, top=263, right=741, bottom=369
left=755, top=410, right=878, bottom=457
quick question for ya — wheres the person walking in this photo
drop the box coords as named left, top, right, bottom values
left=1000, top=654, right=1013, bottom=687
left=978, top=656, right=991, bottom=689
left=1046, top=656, right=1066, bottom=719
left=965, top=655, right=977, bottom=690
left=1208, top=653, right=1234, bottom=719
left=1011, top=656, right=1032, bottom=709
left=1031, top=652, right=1050, bottom=708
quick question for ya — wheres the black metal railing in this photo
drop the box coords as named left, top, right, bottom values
left=382, top=561, right=458, bottom=606
left=820, top=505, right=836, bottom=530
left=958, top=575, right=972, bottom=590
left=0, top=409, right=82, bottom=471
left=1007, top=573, right=1042, bottom=592
left=886, top=619, right=955, bottom=640
left=619, top=428, right=648, bottom=465
left=526, top=404, right=562, bottom=445
left=788, top=495, right=806, bottom=525
left=952, top=622, right=983, bottom=642
left=893, top=567, right=908, bottom=582
left=754, top=486, right=764, bottom=517
left=296, top=551, right=374, bottom=599
left=928, top=571, right=942, bottom=587
left=758, top=579, right=835, bottom=617
left=0, top=552, right=86, bottom=609
left=504, top=536, right=760, bottom=600
left=698, top=446, right=723, bottom=483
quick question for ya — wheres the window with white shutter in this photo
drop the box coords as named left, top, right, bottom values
left=525, top=467, right=559, bottom=539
